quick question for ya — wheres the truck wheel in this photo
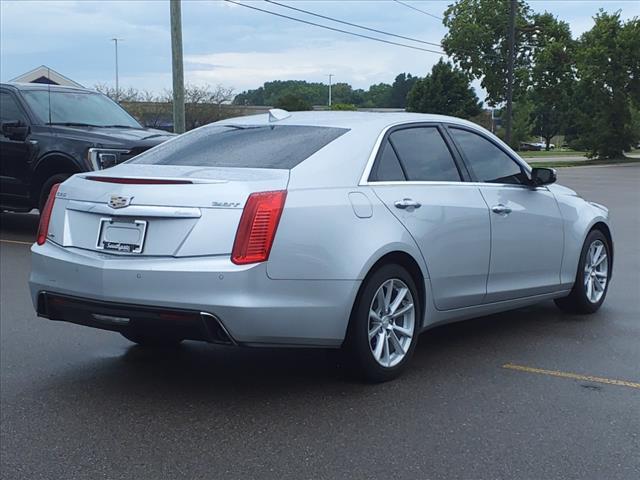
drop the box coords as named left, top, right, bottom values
left=38, top=174, right=70, bottom=212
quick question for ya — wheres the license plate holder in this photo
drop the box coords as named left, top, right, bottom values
left=96, top=218, right=147, bottom=254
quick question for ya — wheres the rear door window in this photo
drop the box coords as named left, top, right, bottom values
left=129, top=125, right=349, bottom=169
left=387, top=127, right=461, bottom=182
left=369, top=140, right=406, bottom=181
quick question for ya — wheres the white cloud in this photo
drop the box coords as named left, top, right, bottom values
left=185, top=41, right=444, bottom=91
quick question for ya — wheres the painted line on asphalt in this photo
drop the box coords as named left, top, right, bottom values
left=0, top=239, right=33, bottom=246
left=503, top=363, right=640, bottom=390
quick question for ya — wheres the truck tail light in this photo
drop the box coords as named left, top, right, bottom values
left=231, top=190, right=287, bottom=265
left=37, top=183, right=60, bottom=245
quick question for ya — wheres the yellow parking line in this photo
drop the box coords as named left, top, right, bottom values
left=503, top=363, right=640, bottom=390
left=0, top=239, right=32, bottom=246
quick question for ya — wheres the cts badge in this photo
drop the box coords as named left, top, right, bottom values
left=108, top=195, right=132, bottom=209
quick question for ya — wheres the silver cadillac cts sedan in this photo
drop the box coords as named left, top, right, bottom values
left=29, top=111, right=613, bottom=382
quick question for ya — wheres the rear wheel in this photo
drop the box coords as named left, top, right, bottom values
left=346, top=264, right=420, bottom=383
left=554, top=230, right=611, bottom=314
left=38, top=174, right=70, bottom=212
left=121, top=331, right=184, bottom=347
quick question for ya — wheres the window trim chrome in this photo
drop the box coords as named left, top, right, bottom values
left=363, top=180, right=548, bottom=191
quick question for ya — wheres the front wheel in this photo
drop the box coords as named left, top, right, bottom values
left=555, top=229, right=611, bottom=314
left=346, top=264, right=420, bottom=383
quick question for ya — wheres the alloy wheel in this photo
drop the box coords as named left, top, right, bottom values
left=583, top=239, right=608, bottom=304
left=368, top=278, right=415, bottom=368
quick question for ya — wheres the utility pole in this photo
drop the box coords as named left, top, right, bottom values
left=328, top=74, right=333, bottom=108
left=111, top=38, right=123, bottom=101
left=170, top=0, right=185, bottom=134
left=505, top=0, right=516, bottom=146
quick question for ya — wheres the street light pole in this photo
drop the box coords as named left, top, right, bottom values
left=111, top=38, right=123, bottom=101
left=170, top=0, right=186, bottom=134
left=328, top=74, right=333, bottom=108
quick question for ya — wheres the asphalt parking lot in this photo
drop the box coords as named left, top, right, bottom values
left=1, top=164, right=639, bottom=480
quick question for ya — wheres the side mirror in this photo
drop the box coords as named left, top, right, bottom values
left=530, top=167, right=557, bottom=186
left=1, top=120, right=30, bottom=141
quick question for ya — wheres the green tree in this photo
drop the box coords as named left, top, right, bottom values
left=528, top=13, right=576, bottom=150
left=362, top=83, right=393, bottom=108
left=330, top=83, right=356, bottom=105
left=274, top=94, right=312, bottom=111
left=389, top=73, right=418, bottom=108
left=233, top=86, right=266, bottom=105
left=234, top=80, right=326, bottom=106
left=406, top=59, right=482, bottom=118
left=511, top=97, right=535, bottom=147
left=574, top=11, right=640, bottom=158
left=442, top=0, right=535, bottom=106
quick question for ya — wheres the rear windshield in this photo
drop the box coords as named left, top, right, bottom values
left=129, top=125, right=349, bottom=169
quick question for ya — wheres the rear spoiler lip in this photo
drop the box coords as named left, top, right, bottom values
left=84, top=176, right=193, bottom=185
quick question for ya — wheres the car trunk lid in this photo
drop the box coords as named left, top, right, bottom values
left=47, top=165, right=289, bottom=257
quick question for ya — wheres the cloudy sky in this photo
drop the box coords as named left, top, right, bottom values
left=1, top=0, right=638, bottom=100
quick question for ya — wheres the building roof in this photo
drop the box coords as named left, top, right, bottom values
left=9, top=65, right=84, bottom=88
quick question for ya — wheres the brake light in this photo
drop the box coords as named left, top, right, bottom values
left=85, top=176, right=192, bottom=184
left=37, top=183, right=60, bottom=245
left=231, top=190, right=287, bottom=265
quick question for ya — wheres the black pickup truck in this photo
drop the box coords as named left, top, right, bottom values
left=0, top=83, right=174, bottom=212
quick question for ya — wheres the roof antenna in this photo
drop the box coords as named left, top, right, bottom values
left=268, top=108, right=290, bottom=122
left=47, top=67, right=52, bottom=126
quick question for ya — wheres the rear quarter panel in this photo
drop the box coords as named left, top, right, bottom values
left=266, top=186, right=428, bottom=281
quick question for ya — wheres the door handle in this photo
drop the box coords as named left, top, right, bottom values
left=394, top=198, right=421, bottom=210
left=491, top=204, right=512, bottom=215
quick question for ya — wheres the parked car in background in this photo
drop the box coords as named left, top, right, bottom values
left=519, top=142, right=542, bottom=151
left=29, top=111, right=613, bottom=382
left=519, top=142, right=556, bottom=151
left=0, top=83, right=174, bottom=212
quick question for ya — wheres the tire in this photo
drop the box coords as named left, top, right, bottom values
left=346, top=263, right=421, bottom=383
left=121, top=331, right=184, bottom=347
left=38, top=174, right=71, bottom=212
left=554, top=229, right=611, bottom=314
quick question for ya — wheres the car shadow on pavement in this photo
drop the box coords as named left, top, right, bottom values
left=31, top=300, right=593, bottom=410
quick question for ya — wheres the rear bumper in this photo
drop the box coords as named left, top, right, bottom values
left=29, top=242, right=361, bottom=347
left=37, top=292, right=235, bottom=344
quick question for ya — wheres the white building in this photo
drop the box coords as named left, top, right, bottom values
left=9, top=65, right=83, bottom=88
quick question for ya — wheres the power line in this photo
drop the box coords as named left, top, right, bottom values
left=392, top=0, right=443, bottom=21
left=225, top=0, right=445, bottom=55
left=264, top=0, right=442, bottom=48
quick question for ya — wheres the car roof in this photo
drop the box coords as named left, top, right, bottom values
left=217, top=110, right=525, bottom=189
left=0, top=82, right=96, bottom=94
left=217, top=110, right=482, bottom=134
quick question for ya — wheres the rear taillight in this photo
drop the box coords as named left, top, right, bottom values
left=37, top=183, right=60, bottom=245
left=231, top=190, right=287, bottom=265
